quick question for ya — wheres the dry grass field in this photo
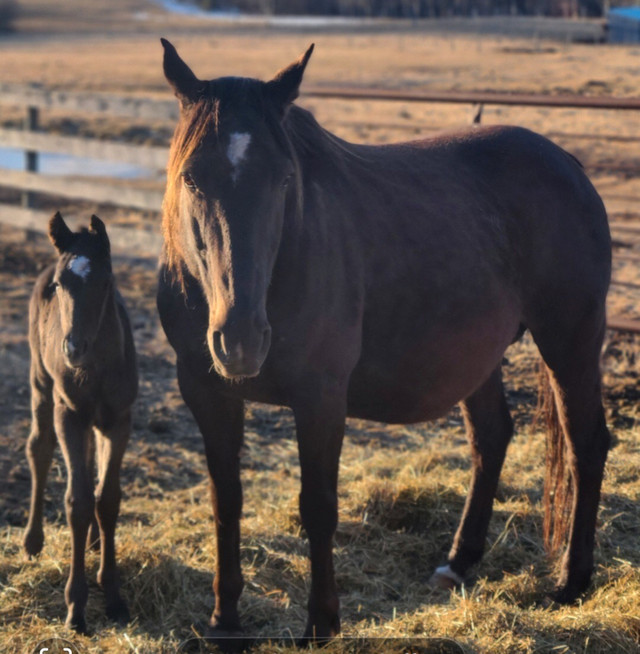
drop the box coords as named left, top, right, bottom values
left=0, top=2, right=639, bottom=653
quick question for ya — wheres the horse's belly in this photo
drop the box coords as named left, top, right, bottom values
left=346, top=309, right=520, bottom=424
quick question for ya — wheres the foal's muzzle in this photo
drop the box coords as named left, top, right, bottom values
left=211, top=323, right=272, bottom=379
left=62, top=336, right=89, bottom=368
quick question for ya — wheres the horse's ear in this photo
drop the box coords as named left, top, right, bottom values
left=49, top=211, right=73, bottom=253
left=161, top=38, right=204, bottom=109
left=265, top=43, right=314, bottom=116
left=90, top=214, right=111, bottom=254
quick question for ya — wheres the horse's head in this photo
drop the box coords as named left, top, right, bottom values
left=161, top=38, right=313, bottom=379
left=48, top=212, right=113, bottom=369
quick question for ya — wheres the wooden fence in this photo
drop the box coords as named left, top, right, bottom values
left=1, top=82, right=640, bottom=330
left=0, top=83, right=173, bottom=254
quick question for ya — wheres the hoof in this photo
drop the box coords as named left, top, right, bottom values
left=106, top=597, right=130, bottom=625
left=23, top=529, right=44, bottom=558
left=65, top=613, right=88, bottom=635
left=203, top=623, right=248, bottom=653
left=550, top=569, right=591, bottom=605
left=550, top=582, right=588, bottom=605
left=300, top=616, right=340, bottom=644
left=428, top=564, right=464, bottom=590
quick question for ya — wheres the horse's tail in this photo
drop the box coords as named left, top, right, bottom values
left=538, top=363, right=572, bottom=554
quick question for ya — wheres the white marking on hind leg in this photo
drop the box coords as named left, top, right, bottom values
left=429, top=564, right=464, bottom=589
left=227, top=132, right=251, bottom=183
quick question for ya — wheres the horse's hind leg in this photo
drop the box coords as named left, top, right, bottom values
left=531, top=313, right=610, bottom=603
left=430, top=366, right=514, bottom=589
left=24, top=371, right=56, bottom=557
left=94, top=415, right=131, bottom=624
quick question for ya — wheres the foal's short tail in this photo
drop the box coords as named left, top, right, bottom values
left=538, top=364, right=572, bottom=554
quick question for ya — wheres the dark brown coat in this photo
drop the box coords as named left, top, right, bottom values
left=24, top=213, right=137, bottom=633
left=158, top=40, right=611, bottom=641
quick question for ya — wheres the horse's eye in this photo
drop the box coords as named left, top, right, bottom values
left=182, top=172, right=197, bottom=191
left=51, top=281, right=59, bottom=291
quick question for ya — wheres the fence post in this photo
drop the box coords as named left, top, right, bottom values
left=22, top=105, right=39, bottom=240
left=22, top=105, right=38, bottom=209
left=472, top=103, right=483, bottom=125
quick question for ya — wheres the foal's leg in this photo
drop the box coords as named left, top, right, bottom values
left=292, top=382, right=347, bottom=640
left=94, top=414, right=131, bottom=623
left=430, top=367, right=514, bottom=589
left=86, top=430, right=101, bottom=552
left=177, top=362, right=245, bottom=635
left=531, top=316, right=610, bottom=603
left=54, top=400, right=94, bottom=633
left=24, top=371, right=56, bottom=557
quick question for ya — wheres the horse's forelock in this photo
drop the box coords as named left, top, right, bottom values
left=163, top=97, right=219, bottom=285
left=162, top=86, right=308, bottom=289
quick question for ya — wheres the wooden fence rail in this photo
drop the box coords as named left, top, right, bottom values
left=1, top=169, right=163, bottom=212
left=0, top=128, right=168, bottom=169
left=0, top=84, right=177, bottom=120
left=6, top=82, right=640, bottom=117
left=1, top=83, right=640, bottom=331
left=0, top=205, right=163, bottom=255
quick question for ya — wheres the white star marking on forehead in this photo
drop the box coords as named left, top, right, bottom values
left=68, top=255, right=91, bottom=280
left=227, top=132, right=251, bottom=183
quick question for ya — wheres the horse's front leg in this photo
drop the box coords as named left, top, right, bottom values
left=54, top=400, right=94, bottom=633
left=292, top=380, right=347, bottom=640
left=86, top=429, right=101, bottom=552
left=24, top=369, right=55, bottom=557
left=177, top=361, right=245, bottom=635
left=94, top=411, right=131, bottom=624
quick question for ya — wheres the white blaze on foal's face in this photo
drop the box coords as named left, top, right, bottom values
left=227, top=132, right=251, bottom=183
left=68, top=255, right=91, bottom=281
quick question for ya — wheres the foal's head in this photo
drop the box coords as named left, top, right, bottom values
left=48, top=212, right=113, bottom=369
left=161, top=38, right=313, bottom=379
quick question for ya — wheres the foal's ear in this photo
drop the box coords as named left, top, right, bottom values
left=265, top=43, right=314, bottom=116
left=49, top=212, right=73, bottom=253
left=90, top=214, right=111, bottom=254
left=161, top=38, right=204, bottom=109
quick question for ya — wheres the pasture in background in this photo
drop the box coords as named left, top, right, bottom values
left=0, top=2, right=638, bottom=652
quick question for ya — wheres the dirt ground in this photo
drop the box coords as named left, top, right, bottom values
left=1, top=2, right=640, bottom=653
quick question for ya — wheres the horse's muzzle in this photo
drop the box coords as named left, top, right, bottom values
left=211, top=324, right=272, bottom=379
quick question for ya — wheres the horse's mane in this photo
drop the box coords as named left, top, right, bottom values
left=283, top=105, right=360, bottom=164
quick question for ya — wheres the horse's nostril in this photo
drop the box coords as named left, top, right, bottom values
left=261, top=326, right=272, bottom=356
left=62, top=337, right=75, bottom=357
left=212, top=331, right=229, bottom=362
left=62, top=337, right=88, bottom=360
